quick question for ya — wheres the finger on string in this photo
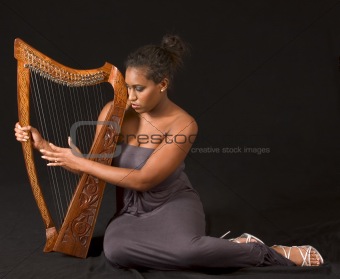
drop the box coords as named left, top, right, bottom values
left=41, top=154, right=58, bottom=162
left=47, top=162, right=60, bottom=166
left=41, top=155, right=53, bottom=161
left=41, top=151, right=58, bottom=161
left=40, top=149, right=49, bottom=155
left=42, top=155, right=60, bottom=166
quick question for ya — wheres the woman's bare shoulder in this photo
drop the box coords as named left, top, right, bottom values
left=169, top=105, right=198, bottom=134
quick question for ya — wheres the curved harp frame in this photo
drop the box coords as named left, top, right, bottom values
left=14, top=38, right=127, bottom=258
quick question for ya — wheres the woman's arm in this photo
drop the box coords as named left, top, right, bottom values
left=40, top=117, right=198, bottom=192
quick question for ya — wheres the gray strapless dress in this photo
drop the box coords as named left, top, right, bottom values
left=103, top=143, right=294, bottom=270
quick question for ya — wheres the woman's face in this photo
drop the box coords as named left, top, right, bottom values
left=125, top=67, right=164, bottom=114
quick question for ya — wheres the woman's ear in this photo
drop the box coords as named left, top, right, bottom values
left=159, top=78, right=169, bottom=92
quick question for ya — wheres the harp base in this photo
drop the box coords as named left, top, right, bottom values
left=43, top=227, right=59, bottom=252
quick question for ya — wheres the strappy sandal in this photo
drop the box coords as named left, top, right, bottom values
left=229, top=233, right=265, bottom=244
left=272, top=245, right=324, bottom=266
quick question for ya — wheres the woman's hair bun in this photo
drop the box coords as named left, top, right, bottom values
left=161, top=34, right=190, bottom=58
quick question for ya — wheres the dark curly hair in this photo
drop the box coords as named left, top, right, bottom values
left=125, top=34, right=190, bottom=88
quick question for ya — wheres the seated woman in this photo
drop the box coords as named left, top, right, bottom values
left=14, top=34, right=324, bottom=270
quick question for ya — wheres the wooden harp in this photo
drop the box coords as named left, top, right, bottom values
left=14, top=38, right=127, bottom=258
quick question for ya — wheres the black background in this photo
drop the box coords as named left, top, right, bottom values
left=1, top=0, right=340, bottom=278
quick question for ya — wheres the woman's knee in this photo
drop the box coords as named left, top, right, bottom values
left=103, top=236, right=127, bottom=266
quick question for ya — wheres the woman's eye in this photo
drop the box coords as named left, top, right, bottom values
left=135, top=86, right=144, bottom=92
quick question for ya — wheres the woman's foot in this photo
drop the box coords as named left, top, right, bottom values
left=271, top=245, right=324, bottom=266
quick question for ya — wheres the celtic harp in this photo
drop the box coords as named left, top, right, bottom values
left=14, top=38, right=127, bottom=258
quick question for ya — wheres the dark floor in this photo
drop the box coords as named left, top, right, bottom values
left=1, top=182, right=339, bottom=279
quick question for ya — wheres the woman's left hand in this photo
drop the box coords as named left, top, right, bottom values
left=40, top=137, right=85, bottom=173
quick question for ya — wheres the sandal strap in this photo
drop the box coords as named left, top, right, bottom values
left=286, top=246, right=292, bottom=259
left=241, top=233, right=264, bottom=244
left=273, top=245, right=292, bottom=259
left=229, top=233, right=265, bottom=244
left=294, top=245, right=311, bottom=266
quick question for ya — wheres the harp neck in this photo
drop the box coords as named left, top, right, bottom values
left=14, top=38, right=112, bottom=86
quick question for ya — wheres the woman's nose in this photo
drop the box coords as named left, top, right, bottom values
left=128, top=89, right=137, bottom=101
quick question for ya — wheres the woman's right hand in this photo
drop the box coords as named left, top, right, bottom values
left=14, top=122, right=46, bottom=150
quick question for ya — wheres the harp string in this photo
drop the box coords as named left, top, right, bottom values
left=30, top=70, right=65, bottom=225
left=51, top=80, right=78, bottom=210
left=41, top=73, right=76, bottom=226
left=70, top=86, right=89, bottom=157
left=29, top=70, right=107, bottom=228
left=76, top=85, right=96, bottom=154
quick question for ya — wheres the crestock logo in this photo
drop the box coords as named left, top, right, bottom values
left=70, top=121, right=122, bottom=159
left=123, top=133, right=196, bottom=145
left=70, top=120, right=197, bottom=158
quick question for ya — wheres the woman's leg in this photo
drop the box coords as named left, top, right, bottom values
left=104, top=191, right=296, bottom=270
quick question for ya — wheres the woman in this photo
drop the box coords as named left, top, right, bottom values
left=14, top=34, right=323, bottom=270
